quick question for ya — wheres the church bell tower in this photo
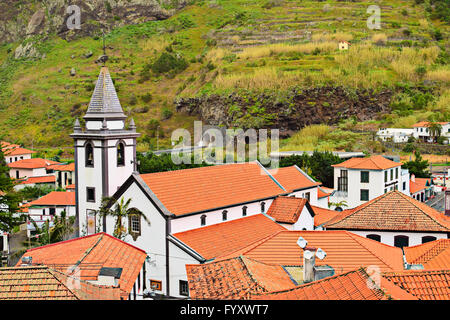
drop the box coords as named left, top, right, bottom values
left=71, top=67, right=140, bottom=236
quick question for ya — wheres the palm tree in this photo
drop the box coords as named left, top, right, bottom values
left=26, top=211, right=76, bottom=247
left=98, top=197, right=149, bottom=240
left=427, top=122, right=442, bottom=143
left=328, top=200, right=348, bottom=211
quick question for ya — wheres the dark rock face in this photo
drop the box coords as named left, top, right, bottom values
left=0, top=0, right=186, bottom=44
left=176, top=87, right=393, bottom=138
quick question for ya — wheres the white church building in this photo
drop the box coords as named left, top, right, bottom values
left=71, top=66, right=325, bottom=298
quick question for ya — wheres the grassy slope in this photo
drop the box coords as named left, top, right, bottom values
left=0, top=0, right=448, bottom=156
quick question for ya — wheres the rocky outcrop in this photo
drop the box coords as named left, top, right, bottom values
left=176, top=87, right=393, bottom=138
left=0, top=0, right=186, bottom=44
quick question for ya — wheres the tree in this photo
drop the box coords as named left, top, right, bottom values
left=26, top=211, right=75, bottom=247
left=0, top=150, right=20, bottom=232
left=402, top=152, right=430, bottom=178
left=98, top=197, right=149, bottom=240
left=427, top=122, right=442, bottom=143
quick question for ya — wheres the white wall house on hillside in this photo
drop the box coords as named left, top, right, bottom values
left=7, top=158, right=59, bottom=180
left=329, top=155, right=408, bottom=209
left=376, top=128, right=414, bottom=143
left=412, top=121, right=450, bottom=142
left=0, top=141, right=35, bottom=164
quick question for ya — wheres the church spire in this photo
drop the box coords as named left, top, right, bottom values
left=84, top=67, right=126, bottom=121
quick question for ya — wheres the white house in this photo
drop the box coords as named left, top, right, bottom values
left=412, top=121, right=450, bottom=142
left=376, top=128, right=414, bottom=143
left=410, top=175, right=433, bottom=202
left=329, top=155, right=408, bottom=209
left=266, top=196, right=316, bottom=231
left=13, top=175, right=56, bottom=191
left=47, top=163, right=75, bottom=189
left=7, top=158, right=59, bottom=180
left=26, top=191, right=76, bottom=221
left=323, top=190, right=450, bottom=248
left=0, top=141, right=35, bottom=164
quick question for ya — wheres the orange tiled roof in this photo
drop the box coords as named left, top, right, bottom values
left=3, top=147, right=35, bottom=156
left=18, top=203, right=31, bottom=213
left=317, top=187, right=331, bottom=199
left=251, top=268, right=411, bottom=300
left=140, top=162, right=286, bottom=216
left=332, top=155, right=400, bottom=170
left=0, top=141, right=20, bottom=153
left=66, top=184, right=75, bottom=189
left=173, top=214, right=285, bottom=261
left=186, top=256, right=296, bottom=299
left=238, top=230, right=404, bottom=273
left=17, top=233, right=147, bottom=299
left=7, top=158, right=60, bottom=169
left=47, top=163, right=75, bottom=172
left=410, top=177, right=432, bottom=194
left=0, top=266, right=120, bottom=300
left=382, top=270, right=450, bottom=300
left=268, top=166, right=321, bottom=192
left=18, top=175, right=56, bottom=185
left=404, top=239, right=450, bottom=269
left=311, top=205, right=342, bottom=226
left=266, top=196, right=311, bottom=224
left=29, top=191, right=75, bottom=206
left=324, top=191, right=450, bottom=232
left=412, top=121, right=448, bottom=128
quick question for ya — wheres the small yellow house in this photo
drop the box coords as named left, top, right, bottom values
left=338, top=41, right=350, bottom=50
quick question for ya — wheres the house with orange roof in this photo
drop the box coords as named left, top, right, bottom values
left=16, top=232, right=148, bottom=300
left=0, top=266, right=121, bottom=300
left=265, top=196, right=315, bottom=230
left=330, top=155, right=410, bottom=209
left=412, top=121, right=450, bottom=143
left=323, top=190, right=450, bottom=247
left=410, top=175, right=433, bottom=202
left=26, top=192, right=76, bottom=230
left=0, top=141, right=35, bottom=164
left=7, top=158, right=60, bottom=181
left=46, top=162, right=75, bottom=189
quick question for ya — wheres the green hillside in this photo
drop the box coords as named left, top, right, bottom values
left=0, top=0, right=448, bottom=157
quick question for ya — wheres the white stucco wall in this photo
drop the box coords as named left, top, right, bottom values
left=347, top=230, right=448, bottom=247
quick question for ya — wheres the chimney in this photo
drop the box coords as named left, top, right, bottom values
left=21, top=256, right=32, bottom=266
left=96, top=267, right=122, bottom=286
left=303, top=246, right=316, bottom=283
left=411, top=174, right=415, bottom=182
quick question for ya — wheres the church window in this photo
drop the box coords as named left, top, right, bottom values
left=222, top=210, right=228, bottom=221
left=117, top=142, right=125, bottom=166
left=128, top=210, right=142, bottom=241
left=85, top=142, right=94, bottom=167
left=86, top=187, right=95, bottom=202
left=200, top=215, right=206, bottom=226
left=242, top=206, right=247, bottom=217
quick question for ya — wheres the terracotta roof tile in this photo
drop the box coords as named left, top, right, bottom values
left=332, top=155, right=400, bottom=170
left=173, top=214, right=285, bottom=261
left=239, top=230, right=404, bottom=273
left=412, top=121, right=448, bottom=128
left=17, top=233, right=147, bottom=299
left=251, top=268, right=396, bottom=300
left=29, top=191, right=75, bottom=206
left=317, top=187, right=331, bottom=199
left=47, top=163, right=75, bottom=171
left=186, top=256, right=296, bottom=299
left=404, top=239, right=450, bottom=269
left=19, top=175, right=56, bottom=185
left=325, top=191, right=450, bottom=232
left=382, top=270, right=450, bottom=300
left=410, top=178, right=432, bottom=194
left=3, top=147, right=35, bottom=156
left=0, top=266, right=120, bottom=300
left=266, top=196, right=311, bottom=224
left=140, top=162, right=286, bottom=216
left=269, top=166, right=320, bottom=192
left=311, top=205, right=342, bottom=226
left=7, top=158, right=60, bottom=169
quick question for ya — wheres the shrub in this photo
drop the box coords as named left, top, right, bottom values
left=161, top=108, right=173, bottom=120
left=141, top=93, right=153, bottom=103
left=151, top=52, right=188, bottom=75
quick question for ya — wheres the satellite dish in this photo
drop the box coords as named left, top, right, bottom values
left=297, top=236, right=308, bottom=249
left=303, top=250, right=314, bottom=260
left=316, top=248, right=327, bottom=260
